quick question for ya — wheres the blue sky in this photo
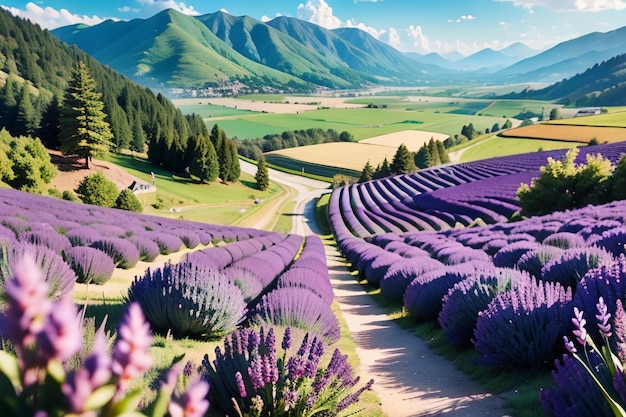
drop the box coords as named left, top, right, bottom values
left=2, top=0, right=626, bottom=56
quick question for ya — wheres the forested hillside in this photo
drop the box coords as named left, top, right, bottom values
left=504, top=53, right=626, bottom=106
left=0, top=9, right=238, bottom=179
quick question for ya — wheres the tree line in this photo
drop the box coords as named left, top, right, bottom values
left=358, top=138, right=450, bottom=183
left=237, top=128, right=354, bottom=160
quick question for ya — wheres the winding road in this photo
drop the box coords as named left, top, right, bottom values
left=240, top=160, right=511, bottom=417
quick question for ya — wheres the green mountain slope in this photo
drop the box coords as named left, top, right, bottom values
left=53, top=9, right=309, bottom=91
left=196, top=12, right=373, bottom=88
left=506, top=53, right=626, bottom=106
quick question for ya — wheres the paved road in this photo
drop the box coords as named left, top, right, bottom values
left=240, top=159, right=511, bottom=417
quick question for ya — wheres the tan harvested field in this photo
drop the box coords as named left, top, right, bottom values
left=174, top=96, right=364, bottom=115
left=267, top=141, right=398, bottom=171
left=500, top=123, right=626, bottom=143
left=359, top=130, right=449, bottom=152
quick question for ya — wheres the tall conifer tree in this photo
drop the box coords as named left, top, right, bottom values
left=59, top=61, right=113, bottom=168
left=255, top=156, right=270, bottom=191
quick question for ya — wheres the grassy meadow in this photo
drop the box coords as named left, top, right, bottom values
left=458, top=135, right=580, bottom=162
left=500, top=124, right=626, bottom=143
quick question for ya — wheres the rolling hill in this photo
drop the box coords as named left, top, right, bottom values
left=504, top=53, right=626, bottom=106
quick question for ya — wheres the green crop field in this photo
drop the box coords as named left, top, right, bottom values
left=478, top=100, right=559, bottom=118
left=212, top=107, right=509, bottom=140
left=176, top=102, right=257, bottom=119
left=459, top=136, right=580, bottom=162
left=546, top=110, right=626, bottom=126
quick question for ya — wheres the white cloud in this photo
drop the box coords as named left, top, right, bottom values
left=385, top=27, right=401, bottom=49
left=262, top=13, right=283, bottom=22
left=449, top=14, right=477, bottom=23
left=136, top=0, right=199, bottom=15
left=2, top=2, right=109, bottom=29
left=494, top=0, right=626, bottom=11
left=297, top=0, right=342, bottom=29
left=406, top=25, right=430, bottom=53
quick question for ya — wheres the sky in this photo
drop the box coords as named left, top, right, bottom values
left=2, top=0, right=626, bottom=56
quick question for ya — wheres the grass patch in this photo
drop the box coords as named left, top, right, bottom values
left=315, top=193, right=332, bottom=235
left=460, top=136, right=579, bottom=162
left=273, top=200, right=297, bottom=234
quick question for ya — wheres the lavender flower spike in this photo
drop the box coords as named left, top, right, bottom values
left=235, top=371, right=247, bottom=398
left=112, top=303, right=153, bottom=393
left=596, top=297, right=613, bottom=338
left=168, top=375, right=210, bottom=417
left=563, top=335, right=577, bottom=354
left=572, top=307, right=588, bottom=346
left=2, top=253, right=52, bottom=355
left=37, top=294, right=82, bottom=364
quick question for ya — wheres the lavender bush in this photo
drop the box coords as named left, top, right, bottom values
left=517, top=246, right=564, bottom=280
left=202, top=326, right=373, bottom=417
left=91, top=237, right=141, bottom=269
left=128, top=234, right=161, bottom=262
left=18, top=229, right=72, bottom=254
left=0, top=253, right=209, bottom=416
left=438, top=268, right=531, bottom=349
left=128, top=262, right=247, bottom=340
left=541, top=246, right=614, bottom=289
left=473, top=279, right=572, bottom=370
left=543, top=232, right=587, bottom=250
left=64, top=246, right=116, bottom=285
left=250, top=287, right=341, bottom=344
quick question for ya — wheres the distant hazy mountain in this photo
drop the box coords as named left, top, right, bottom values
left=497, top=26, right=626, bottom=82
left=404, top=52, right=455, bottom=68
left=505, top=53, right=626, bottom=106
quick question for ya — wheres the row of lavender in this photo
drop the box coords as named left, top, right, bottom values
left=332, top=142, right=626, bottom=238
left=335, top=188, right=626, bottom=369
left=127, top=232, right=339, bottom=343
left=0, top=187, right=280, bottom=291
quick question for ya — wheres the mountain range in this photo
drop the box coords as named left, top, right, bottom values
left=52, top=8, right=626, bottom=94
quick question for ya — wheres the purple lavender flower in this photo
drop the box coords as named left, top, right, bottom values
left=283, top=388, right=298, bottom=411
left=248, top=359, right=265, bottom=390
left=2, top=253, right=53, bottom=363
left=572, top=307, right=588, bottom=346
left=235, top=371, right=247, bottom=398
left=62, top=328, right=112, bottom=413
left=112, top=303, right=153, bottom=393
left=36, top=294, right=82, bottom=364
left=595, top=297, right=612, bottom=338
left=168, top=375, right=210, bottom=417
left=563, top=336, right=577, bottom=354
left=281, top=327, right=292, bottom=351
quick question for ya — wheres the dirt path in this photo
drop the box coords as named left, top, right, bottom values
left=265, top=162, right=512, bottom=417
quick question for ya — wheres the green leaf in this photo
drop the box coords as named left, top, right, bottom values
left=104, top=387, right=143, bottom=416
left=47, top=359, right=66, bottom=383
left=84, top=384, right=116, bottom=411
left=0, top=350, right=21, bottom=392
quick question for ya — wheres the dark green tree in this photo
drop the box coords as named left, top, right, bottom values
left=38, top=94, right=61, bottom=149
left=390, top=143, right=416, bottom=175
left=549, top=108, right=561, bottom=121
left=75, top=172, right=118, bottom=207
left=0, top=75, right=19, bottom=132
left=255, top=156, right=270, bottom=191
left=339, top=131, right=354, bottom=142
left=502, top=119, right=513, bottom=129
left=609, top=155, right=626, bottom=201
left=59, top=61, right=113, bottom=168
left=16, top=84, right=38, bottom=137
left=226, top=140, right=241, bottom=182
left=1, top=129, right=56, bottom=192
left=115, top=188, right=143, bottom=212
left=359, top=160, right=374, bottom=183
left=373, top=158, right=391, bottom=179
left=414, top=144, right=429, bottom=169
left=491, top=122, right=501, bottom=132
left=426, top=138, right=441, bottom=167
left=189, top=136, right=219, bottom=183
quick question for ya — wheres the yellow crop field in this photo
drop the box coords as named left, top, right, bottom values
left=266, top=142, right=397, bottom=171
left=500, top=124, right=626, bottom=143
left=359, top=130, right=449, bottom=152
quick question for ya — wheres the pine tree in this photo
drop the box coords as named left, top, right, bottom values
left=16, top=84, right=37, bottom=137
left=426, top=138, right=441, bottom=166
left=414, top=144, right=429, bottom=169
left=219, top=136, right=232, bottom=182
left=373, top=158, right=391, bottom=179
left=58, top=61, right=113, bottom=168
left=359, top=160, right=373, bottom=183
left=390, top=143, right=415, bottom=175
left=39, top=94, right=61, bottom=149
left=226, top=140, right=241, bottom=182
left=189, top=136, right=219, bottom=183
left=255, top=156, right=270, bottom=191
left=436, top=140, right=450, bottom=164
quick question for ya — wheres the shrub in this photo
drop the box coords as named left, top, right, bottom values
left=147, top=232, right=184, bottom=255
left=75, top=172, right=119, bottom=207
left=250, top=287, right=340, bottom=344
left=362, top=252, right=404, bottom=286
left=588, top=226, right=626, bottom=257
left=65, top=226, right=102, bottom=246
left=127, top=235, right=160, bottom=262
left=18, top=229, right=72, bottom=254
left=202, top=327, right=373, bottom=417
left=1, top=243, right=75, bottom=300
left=438, top=268, right=531, bottom=349
left=493, top=240, right=541, bottom=268
left=0, top=254, right=207, bottom=416
left=115, top=188, right=143, bottom=212
left=541, top=246, right=614, bottom=288
left=64, top=246, right=115, bottom=285
left=473, top=280, right=572, bottom=370
left=224, top=265, right=265, bottom=303
left=379, top=258, right=445, bottom=300
left=62, top=189, right=80, bottom=202
left=128, top=262, right=247, bottom=339
left=543, top=232, right=587, bottom=250
left=91, top=237, right=140, bottom=269
left=276, top=267, right=334, bottom=303
left=517, top=246, right=564, bottom=279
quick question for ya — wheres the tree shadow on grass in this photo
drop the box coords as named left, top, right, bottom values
left=80, top=302, right=127, bottom=334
